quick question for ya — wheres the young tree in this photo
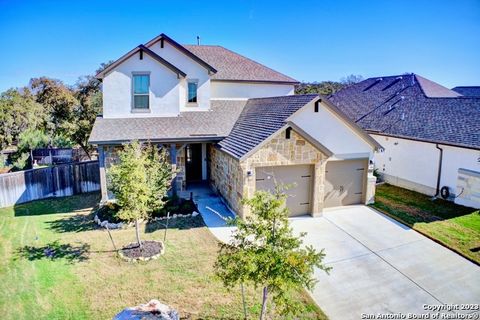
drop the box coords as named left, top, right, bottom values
left=215, top=187, right=331, bottom=319
left=16, top=128, right=50, bottom=169
left=108, top=141, right=173, bottom=248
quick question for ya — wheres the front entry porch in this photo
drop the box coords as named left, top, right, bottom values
left=171, top=142, right=210, bottom=194
left=179, top=182, right=236, bottom=242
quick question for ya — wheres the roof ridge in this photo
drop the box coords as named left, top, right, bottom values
left=247, top=94, right=318, bottom=102
left=215, top=45, right=298, bottom=83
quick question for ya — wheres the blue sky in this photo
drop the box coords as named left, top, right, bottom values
left=0, top=0, right=479, bottom=92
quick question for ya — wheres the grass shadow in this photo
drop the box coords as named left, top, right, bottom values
left=144, top=215, right=205, bottom=234
left=46, top=209, right=98, bottom=233
left=16, top=240, right=90, bottom=263
left=13, top=192, right=101, bottom=217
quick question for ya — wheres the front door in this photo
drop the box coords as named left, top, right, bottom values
left=186, top=144, right=203, bottom=182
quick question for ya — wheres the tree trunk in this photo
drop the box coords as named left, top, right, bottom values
left=30, top=149, right=34, bottom=168
left=79, top=143, right=92, bottom=160
left=241, top=282, right=247, bottom=320
left=135, top=220, right=142, bottom=248
left=260, top=286, right=268, bottom=320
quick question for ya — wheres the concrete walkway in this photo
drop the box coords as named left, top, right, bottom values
left=193, top=187, right=480, bottom=319
left=186, top=185, right=236, bottom=243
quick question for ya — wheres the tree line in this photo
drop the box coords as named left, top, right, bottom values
left=295, top=74, right=363, bottom=95
left=0, top=61, right=112, bottom=170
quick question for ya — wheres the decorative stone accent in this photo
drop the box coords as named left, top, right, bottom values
left=94, top=212, right=195, bottom=230
left=210, top=129, right=328, bottom=218
left=117, top=242, right=165, bottom=263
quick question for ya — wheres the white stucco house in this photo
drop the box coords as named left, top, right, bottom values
left=88, top=33, right=382, bottom=217
left=329, top=74, right=480, bottom=209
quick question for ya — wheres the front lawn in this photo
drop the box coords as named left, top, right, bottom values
left=0, top=193, right=325, bottom=319
left=371, top=183, right=480, bottom=264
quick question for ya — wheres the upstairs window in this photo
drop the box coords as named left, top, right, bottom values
left=133, top=74, right=150, bottom=109
left=188, top=81, right=198, bottom=104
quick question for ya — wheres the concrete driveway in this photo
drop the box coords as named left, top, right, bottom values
left=290, top=206, right=480, bottom=320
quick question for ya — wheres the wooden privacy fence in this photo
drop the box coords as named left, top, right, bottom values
left=0, top=161, right=100, bottom=208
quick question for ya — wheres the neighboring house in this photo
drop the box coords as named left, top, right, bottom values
left=329, top=74, right=480, bottom=209
left=89, top=33, right=381, bottom=217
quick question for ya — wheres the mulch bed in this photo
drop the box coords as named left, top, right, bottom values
left=119, top=241, right=164, bottom=262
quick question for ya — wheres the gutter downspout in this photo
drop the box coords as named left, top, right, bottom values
left=434, top=144, right=443, bottom=198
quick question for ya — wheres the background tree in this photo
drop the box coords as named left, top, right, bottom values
left=0, top=88, right=45, bottom=150
left=295, top=80, right=344, bottom=95
left=108, top=141, right=173, bottom=248
left=215, top=187, right=331, bottom=319
left=69, top=61, right=112, bottom=158
left=340, top=74, right=364, bottom=86
left=30, top=77, right=77, bottom=140
left=295, top=74, right=363, bottom=96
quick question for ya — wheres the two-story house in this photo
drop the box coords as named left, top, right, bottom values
left=89, top=33, right=382, bottom=217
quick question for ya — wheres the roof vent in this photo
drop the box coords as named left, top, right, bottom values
left=401, top=112, right=405, bottom=120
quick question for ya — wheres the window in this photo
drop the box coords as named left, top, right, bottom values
left=133, top=74, right=150, bottom=109
left=188, top=81, right=198, bottom=103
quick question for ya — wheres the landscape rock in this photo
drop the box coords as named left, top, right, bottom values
left=192, top=211, right=199, bottom=217
left=113, top=299, right=179, bottom=320
left=100, top=221, right=108, bottom=227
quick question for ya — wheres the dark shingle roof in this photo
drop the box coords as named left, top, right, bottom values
left=452, top=86, right=480, bottom=97
left=184, top=45, right=298, bottom=84
left=328, top=74, right=480, bottom=150
left=89, top=100, right=246, bottom=144
left=217, top=95, right=318, bottom=158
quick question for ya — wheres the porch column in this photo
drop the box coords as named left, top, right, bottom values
left=170, top=143, right=177, bottom=196
left=98, top=146, right=108, bottom=202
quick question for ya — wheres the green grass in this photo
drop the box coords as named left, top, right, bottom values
left=0, top=193, right=326, bottom=319
left=371, top=184, right=480, bottom=263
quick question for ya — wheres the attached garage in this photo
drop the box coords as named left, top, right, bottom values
left=324, top=159, right=368, bottom=208
left=256, top=165, right=313, bottom=217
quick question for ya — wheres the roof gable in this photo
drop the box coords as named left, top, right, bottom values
left=96, top=45, right=186, bottom=79
left=217, top=95, right=318, bottom=159
left=96, top=32, right=297, bottom=84
left=145, top=33, right=217, bottom=74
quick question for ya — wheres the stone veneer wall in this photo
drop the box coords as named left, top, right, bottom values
left=209, top=145, right=244, bottom=214
left=176, top=147, right=186, bottom=191
left=210, top=129, right=328, bottom=218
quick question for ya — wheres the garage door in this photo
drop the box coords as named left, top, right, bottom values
left=255, top=165, right=313, bottom=217
left=324, top=159, right=367, bottom=208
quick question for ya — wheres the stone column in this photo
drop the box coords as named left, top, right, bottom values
left=170, top=143, right=177, bottom=196
left=312, top=160, right=326, bottom=217
left=98, top=146, right=108, bottom=202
